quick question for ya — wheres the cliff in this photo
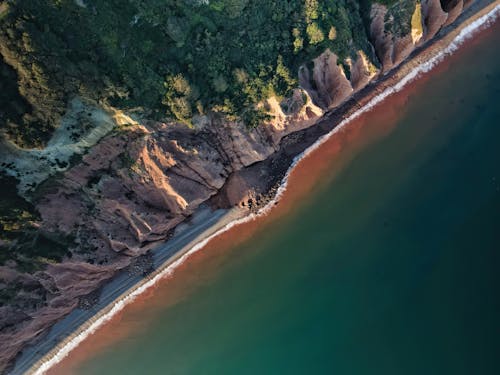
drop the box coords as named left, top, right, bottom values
left=0, top=0, right=480, bottom=372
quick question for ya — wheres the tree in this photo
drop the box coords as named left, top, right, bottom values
left=306, top=23, right=324, bottom=45
left=328, top=26, right=337, bottom=40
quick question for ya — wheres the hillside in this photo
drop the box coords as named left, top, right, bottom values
left=0, top=0, right=476, bottom=372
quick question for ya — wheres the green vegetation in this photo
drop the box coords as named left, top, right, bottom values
left=0, top=173, right=70, bottom=272
left=374, top=0, right=401, bottom=5
left=0, top=54, right=48, bottom=147
left=0, top=0, right=378, bottom=144
left=0, top=0, right=419, bottom=272
left=383, top=0, right=419, bottom=37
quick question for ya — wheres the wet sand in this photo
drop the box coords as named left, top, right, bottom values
left=46, top=15, right=500, bottom=374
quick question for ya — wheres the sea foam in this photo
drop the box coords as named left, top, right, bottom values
left=30, top=5, right=500, bottom=375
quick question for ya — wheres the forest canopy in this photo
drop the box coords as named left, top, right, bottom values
left=0, top=0, right=385, bottom=146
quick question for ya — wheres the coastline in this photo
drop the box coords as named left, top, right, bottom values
left=12, top=2, right=500, bottom=374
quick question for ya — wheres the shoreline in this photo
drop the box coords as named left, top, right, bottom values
left=12, top=2, right=500, bottom=374
left=48, top=18, right=500, bottom=372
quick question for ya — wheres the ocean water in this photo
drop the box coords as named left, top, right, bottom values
left=67, top=26, right=499, bottom=375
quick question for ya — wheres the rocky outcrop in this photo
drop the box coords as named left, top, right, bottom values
left=0, top=260, right=122, bottom=373
left=347, top=51, right=379, bottom=91
left=0, top=113, right=282, bottom=371
left=44, top=262, right=126, bottom=296
left=370, top=4, right=396, bottom=71
left=263, top=89, right=324, bottom=145
left=393, top=33, right=416, bottom=66
left=0, top=0, right=473, bottom=371
left=370, top=2, right=426, bottom=71
left=422, top=0, right=449, bottom=40
left=36, top=117, right=279, bottom=261
left=298, top=47, right=380, bottom=110
left=299, top=49, right=353, bottom=109
left=370, top=0, right=471, bottom=71
left=444, top=0, right=465, bottom=25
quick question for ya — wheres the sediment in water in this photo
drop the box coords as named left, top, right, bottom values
left=17, top=3, right=500, bottom=374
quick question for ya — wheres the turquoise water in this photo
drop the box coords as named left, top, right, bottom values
left=75, top=27, right=500, bottom=375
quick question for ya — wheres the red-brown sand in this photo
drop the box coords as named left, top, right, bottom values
left=47, top=22, right=498, bottom=375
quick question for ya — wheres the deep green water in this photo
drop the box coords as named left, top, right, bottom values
left=75, top=27, right=500, bottom=375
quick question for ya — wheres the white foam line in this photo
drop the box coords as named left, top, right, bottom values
left=265, top=4, right=500, bottom=215
left=30, top=5, right=499, bottom=375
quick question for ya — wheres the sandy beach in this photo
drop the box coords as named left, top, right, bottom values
left=10, top=1, right=500, bottom=374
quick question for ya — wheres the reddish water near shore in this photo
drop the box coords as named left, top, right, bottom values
left=49, top=80, right=414, bottom=375
left=49, top=21, right=500, bottom=375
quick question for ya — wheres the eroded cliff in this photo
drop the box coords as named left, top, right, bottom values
left=0, top=0, right=477, bottom=371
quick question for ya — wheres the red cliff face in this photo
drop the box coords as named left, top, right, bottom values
left=310, top=49, right=354, bottom=109
left=298, top=49, right=381, bottom=110
left=422, top=0, right=449, bottom=40
left=369, top=3, right=424, bottom=72
left=370, top=4, right=396, bottom=72
left=37, top=119, right=278, bottom=260
left=0, top=0, right=473, bottom=370
left=26, top=0, right=472, bottom=272
left=0, top=111, right=282, bottom=371
left=393, top=33, right=417, bottom=66
left=444, top=0, right=465, bottom=25
left=348, top=51, right=375, bottom=91
left=370, top=0, right=470, bottom=72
